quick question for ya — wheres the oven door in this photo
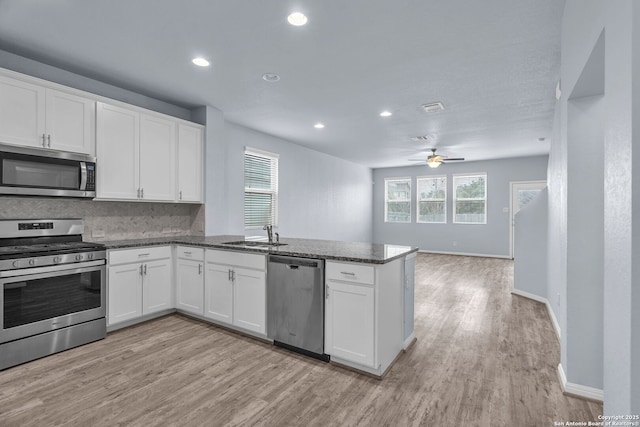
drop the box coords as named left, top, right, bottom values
left=0, top=260, right=105, bottom=344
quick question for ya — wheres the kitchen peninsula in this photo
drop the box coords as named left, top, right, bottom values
left=103, top=235, right=418, bottom=377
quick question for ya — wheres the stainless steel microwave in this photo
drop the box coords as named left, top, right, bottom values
left=0, top=143, right=96, bottom=198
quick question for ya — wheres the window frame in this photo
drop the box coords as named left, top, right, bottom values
left=416, top=175, right=447, bottom=224
left=384, top=177, right=412, bottom=223
left=453, top=173, right=487, bottom=225
left=244, top=147, right=279, bottom=230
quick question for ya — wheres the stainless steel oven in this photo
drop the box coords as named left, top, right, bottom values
left=0, top=143, right=96, bottom=198
left=0, top=219, right=106, bottom=370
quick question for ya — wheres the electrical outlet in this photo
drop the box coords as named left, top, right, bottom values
left=91, top=229, right=105, bottom=238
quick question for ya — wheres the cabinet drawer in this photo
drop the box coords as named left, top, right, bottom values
left=326, top=261, right=375, bottom=285
left=206, top=249, right=266, bottom=271
left=177, top=246, right=204, bottom=261
left=109, top=246, right=172, bottom=265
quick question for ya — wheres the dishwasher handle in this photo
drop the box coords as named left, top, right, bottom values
left=269, top=255, right=323, bottom=269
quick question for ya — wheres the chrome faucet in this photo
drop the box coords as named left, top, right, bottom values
left=263, top=225, right=273, bottom=244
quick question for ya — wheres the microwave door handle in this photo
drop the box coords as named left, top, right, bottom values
left=79, top=162, right=87, bottom=191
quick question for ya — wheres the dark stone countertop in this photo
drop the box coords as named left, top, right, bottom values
left=98, top=235, right=418, bottom=264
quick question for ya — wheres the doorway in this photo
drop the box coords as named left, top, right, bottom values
left=510, top=180, right=546, bottom=258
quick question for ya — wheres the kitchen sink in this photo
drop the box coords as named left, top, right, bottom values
left=222, top=240, right=288, bottom=248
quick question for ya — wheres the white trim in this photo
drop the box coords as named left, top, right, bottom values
left=557, top=363, right=604, bottom=402
left=244, top=146, right=280, bottom=159
left=510, top=289, right=562, bottom=340
left=417, top=249, right=511, bottom=259
left=416, top=175, right=447, bottom=224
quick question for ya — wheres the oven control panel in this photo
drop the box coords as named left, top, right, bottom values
left=0, top=250, right=106, bottom=273
left=18, top=222, right=54, bottom=230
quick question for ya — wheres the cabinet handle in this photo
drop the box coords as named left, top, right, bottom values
left=42, top=134, right=46, bottom=147
left=228, top=269, right=232, bottom=281
left=179, top=190, right=183, bottom=200
left=141, top=188, right=144, bottom=198
left=143, top=264, right=147, bottom=275
left=138, top=253, right=150, bottom=257
left=340, top=271, right=356, bottom=276
left=137, top=188, right=141, bottom=198
left=139, top=264, right=143, bottom=276
left=198, top=263, right=202, bottom=275
left=326, top=286, right=329, bottom=299
left=47, top=134, right=51, bottom=148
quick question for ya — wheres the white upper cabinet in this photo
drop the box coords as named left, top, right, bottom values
left=0, top=75, right=45, bottom=148
left=140, top=114, right=176, bottom=201
left=0, top=75, right=94, bottom=154
left=96, top=102, right=140, bottom=200
left=44, top=89, right=94, bottom=154
left=177, top=124, right=203, bottom=203
left=96, top=102, right=202, bottom=203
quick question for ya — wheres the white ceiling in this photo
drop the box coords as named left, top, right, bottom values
left=0, top=0, right=564, bottom=168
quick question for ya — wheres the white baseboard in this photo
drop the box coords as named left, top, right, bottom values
left=557, top=363, right=604, bottom=403
left=417, top=249, right=511, bottom=259
left=510, top=289, right=561, bottom=341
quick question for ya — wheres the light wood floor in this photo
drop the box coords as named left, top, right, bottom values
left=0, top=254, right=602, bottom=426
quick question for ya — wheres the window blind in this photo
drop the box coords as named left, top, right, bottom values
left=244, top=148, right=279, bottom=229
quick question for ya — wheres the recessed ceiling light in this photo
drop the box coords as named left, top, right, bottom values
left=421, top=102, right=445, bottom=113
left=287, top=12, right=308, bottom=26
left=380, top=111, right=392, bottom=117
left=192, top=57, right=210, bottom=67
left=314, top=123, right=325, bottom=129
left=262, top=73, right=280, bottom=82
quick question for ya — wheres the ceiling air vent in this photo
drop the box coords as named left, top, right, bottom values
left=411, top=135, right=432, bottom=142
left=420, top=102, right=445, bottom=113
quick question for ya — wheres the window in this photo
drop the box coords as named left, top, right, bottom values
left=385, top=178, right=411, bottom=223
left=244, top=147, right=278, bottom=229
left=417, top=176, right=446, bottom=223
left=453, top=174, right=487, bottom=224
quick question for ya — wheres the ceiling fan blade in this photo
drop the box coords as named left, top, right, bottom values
left=408, top=158, right=426, bottom=161
left=442, top=157, right=465, bottom=161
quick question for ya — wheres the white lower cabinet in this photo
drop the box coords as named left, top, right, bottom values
left=107, top=246, right=172, bottom=327
left=204, top=250, right=266, bottom=335
left=324, top=259, right=404, bottom=375
left=175, top=247, right=205, bottom=316
left=325, top=280, right=375, bottom=367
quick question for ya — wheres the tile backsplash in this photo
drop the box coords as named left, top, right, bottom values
left=0, top=197, right=205, bottom=241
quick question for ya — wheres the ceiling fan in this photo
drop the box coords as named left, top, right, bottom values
left=409, top=148, right=465, bottom=168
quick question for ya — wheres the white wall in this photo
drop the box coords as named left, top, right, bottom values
left=221, top=122, right=373, bottom=242
left=547, top=0, right=640, bottom=413
left=372, top=156, right=548, bottom=257
left=514, top=188, right=548, bottom=298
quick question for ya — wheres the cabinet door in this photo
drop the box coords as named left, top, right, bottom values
left=0, top=75, right=45, bottom=148
left=177, top=124, right=203, bottom=203
left=142, top=259, right=173, bottom=315
left=325, top=281, right=375, bottom=367
left=233, top=267, right=266, bottom=334
left=96, top=102, right=139, bottom=200
left=176, top=258, right=204, bottom=315
left=139, top=114, right=176, bottom=201
left=45, top=89, right=94, bottom=154
left=108, top=263, right=142, bottom=326
left=204, top=263, right=233, bottom=324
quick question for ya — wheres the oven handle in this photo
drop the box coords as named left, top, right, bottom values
left=80, top=161, right=88, bottom=191
left=0, top=260, right=105, bottom=279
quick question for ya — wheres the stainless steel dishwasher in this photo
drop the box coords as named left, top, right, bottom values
left=267, top=255, right=328, bottom=361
